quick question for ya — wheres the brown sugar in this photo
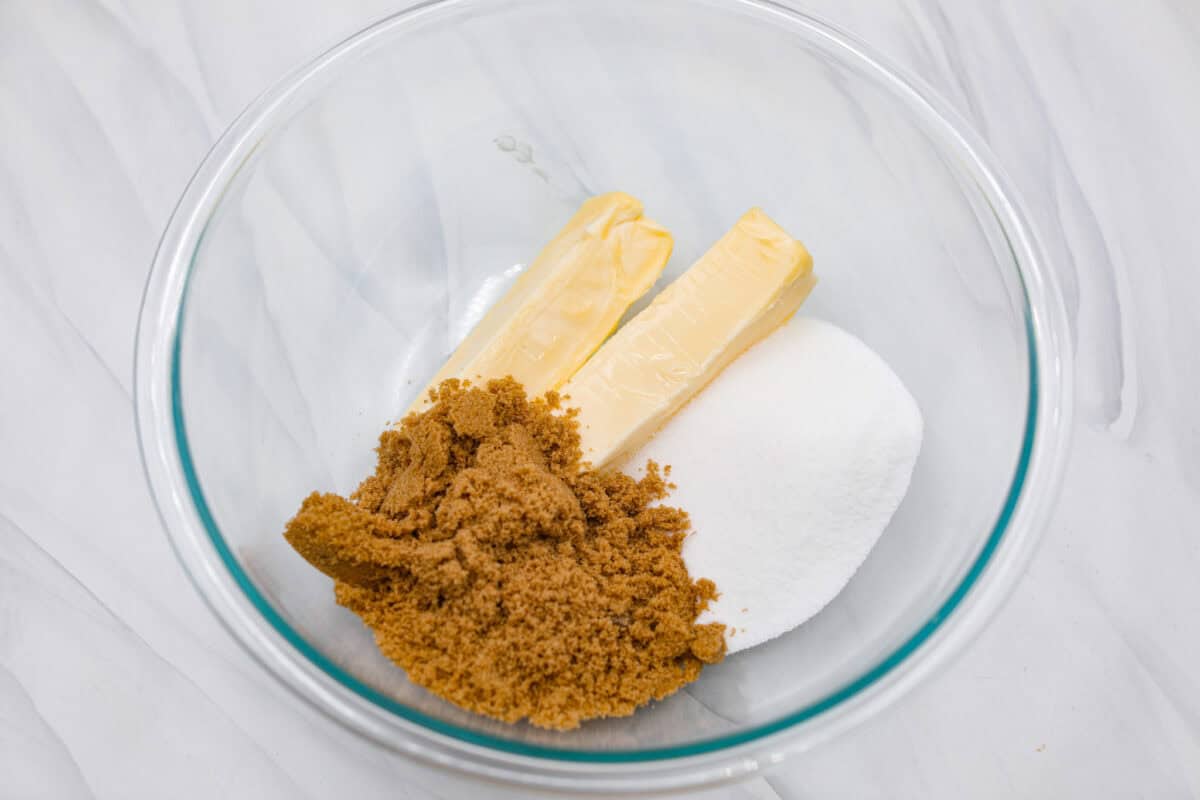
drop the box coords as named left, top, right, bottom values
left=284, top=377, right=725, bottom=729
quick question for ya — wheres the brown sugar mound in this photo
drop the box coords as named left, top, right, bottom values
left=283, top=377, right=725, bottom=730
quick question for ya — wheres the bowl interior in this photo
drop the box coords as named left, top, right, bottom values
left=175, top=0, right=1030, bottom=756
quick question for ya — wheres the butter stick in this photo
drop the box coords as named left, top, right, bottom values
left=562, top=208, right=815, bottom=467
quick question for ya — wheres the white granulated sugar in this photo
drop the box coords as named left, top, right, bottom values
left=630, top=317, right=922, bottom=654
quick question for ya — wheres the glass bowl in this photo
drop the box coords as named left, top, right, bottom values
left=135, top=0, right=1072, bottom=792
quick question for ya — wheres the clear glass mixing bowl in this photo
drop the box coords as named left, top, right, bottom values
left=135, top=0, right=1072, bottom=792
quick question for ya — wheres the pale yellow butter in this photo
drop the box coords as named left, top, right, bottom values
left=563, top=208, right=815, bottom=467
left=409, top=192, right=672, bottom=412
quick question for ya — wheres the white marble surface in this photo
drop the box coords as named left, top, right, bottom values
left=2, top=0, right=1199, bottom=797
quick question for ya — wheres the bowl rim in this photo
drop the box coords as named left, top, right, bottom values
left=134, top=0, right=1074, bottom=791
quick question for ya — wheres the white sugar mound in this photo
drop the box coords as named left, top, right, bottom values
left=631, top=317, right=923, bottom=654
